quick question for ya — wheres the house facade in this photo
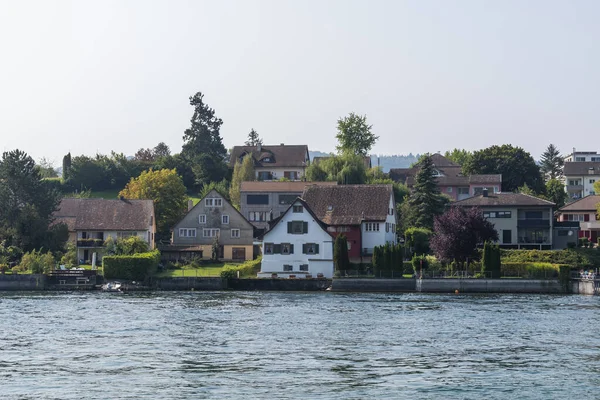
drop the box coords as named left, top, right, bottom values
left=302, top=184, right=397, bottom=261
left=229, top=144, right=310, bottom=181
left=564, top=151, right=600, bottom=163
left=453, top=191, right=556, bottom=249
left=240, top=181, right=338, bottom=230
left=52, top=198, right=156, bottom=264
left=562, top=162, right=600, bottom=201
left=167, top=190, right=254, bottom=261
left=557, top=195, right=600, bottom=243
left=258, top=198, right=334, bottom=279
left=389, top=154, right=501, bottom=201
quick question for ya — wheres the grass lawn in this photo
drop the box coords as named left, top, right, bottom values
left=155, top=265, right=225, bottom=278
left=188, top=193, right=202, bottom=206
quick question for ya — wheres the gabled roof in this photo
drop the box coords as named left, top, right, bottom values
left=563, top=162, right=600, bottom=176
left=240, top=181, right=337, bottom=193
left=453, top=193, right=555, bottom=207
left=558, top=195, right=600, bottom=212
left=262, top=197, right=331, bottom=239
left=53, top=198, right=154, bottom=231
left=229, top=144, right=309, bottom=168
left=180, top=189, right=253, bottom=230
left=302, top=184, right=393, bottom=225
left=430, top=153, right=459, bottom=167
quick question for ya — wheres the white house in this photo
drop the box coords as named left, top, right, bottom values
left=361, top=192, right=398, bottom=252
left=258, top=198, right=334, bottom=279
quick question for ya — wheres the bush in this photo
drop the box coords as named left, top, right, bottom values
left=403, top=261, right=414, bottom=275
left=411, top=254, right=429, bottom=275
left=500, top=262, right=563, bottom=279
left=500, top=249, right=600, bottom=267
left=102, top=250, right=160, bottom=281
left=0, top=264, right=7, bottom=273
left=567, top=242, right=576, bottom=249
left=220, top=257, right=262, bottom=279
left=19, top=250, right=55, bottom=274
left=579, top=237, right=589, bottom=248
left=405, top=227, right=431, bottom=256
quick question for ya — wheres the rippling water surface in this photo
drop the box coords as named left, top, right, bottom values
left=1, top=291, right=599, bottom=399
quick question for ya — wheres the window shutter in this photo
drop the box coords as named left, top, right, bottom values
left=288, top=222, right=292, bottom=233
left=302, top=244, right=307, bottom=254
left=289, top=244, right=294, bottom=254
left=585, top=214, right=590, bottom=222
left=303, top=222, right=308, bottom=233
left=274, top=244, right=281, bottom=254
left=315, top=244, right=319, bottom=254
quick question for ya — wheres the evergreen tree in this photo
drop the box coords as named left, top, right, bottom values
left=406, top=154, right=447, bottom=230
left=334, top=234, right=350, bottom=273
left=62, top=152, right=71, bottom=181
left=245, top=129, right=263, bottom=146
left=229, top=154, right=255, bottom=209
left=540, top=144, right=563, bottom=180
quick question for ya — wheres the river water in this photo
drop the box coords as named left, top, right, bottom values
left=1, top=292, right=599, bottom=399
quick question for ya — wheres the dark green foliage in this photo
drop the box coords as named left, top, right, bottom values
left=62, top=152, right=71, bottom=181
left=558, top=265, right=572, bottom=292
left=220, top=257, right=262, bottom=279
left=546, top=179, right=566, bottom=209
left=463, top=144, right=544, bottom=193
left=373, top=243, right=405, bottom=277
left=579, top=237, right=589, bottom=248
left=481, top=242, right=501, bottom=278
left=336, top=112, right=378, bottom=156
left=305, top=162, right=328, bottom=181
left=500, top=262, right=562, bottom=279
left=539, top=144, right=563, bottom=180
left=567, top=241, right=576, bottom=249
left=500, top=248, right=600, bottom=268
left=245, top=129, right=262, bottom=146
left=372, top=246, right=383, bottom=276
left=406, top=154, right=448, bottom=229
left=67, top=152, right=145, bottom=192
left=334, top=235, right=350, bottom=272
left=411, top=254, right=429, bottom=275
left=404, top=227, right=431, bottom=256
left=102, top=250, right=160, bottom=281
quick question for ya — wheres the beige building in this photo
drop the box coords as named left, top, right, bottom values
left=229, top=144, right=310, bottom=181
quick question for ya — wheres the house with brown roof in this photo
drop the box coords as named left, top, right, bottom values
left=556, top=195, right=600, bottom=243
left=389, top=154, right=502, bottom=201
left=563, top=162, right=600, bottom=200
left=301, top=184, right=397, bottom=261
left=52, top=198, right=156, bottom=264
left=240, top=181, right=337, bottom=230
left=453, top=190, right=556, bottom=249
left=229, top=144, right=310, bottom=181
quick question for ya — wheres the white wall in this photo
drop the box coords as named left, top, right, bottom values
left=255, top=167, right=305, bottom=180
left=261, top=200, right=333, bottom=277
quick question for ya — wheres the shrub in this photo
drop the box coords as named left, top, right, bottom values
left=102, top=250, right=160, bottom=281
left=405, top=227, right=431, bottom=256
left=567, top=242, right=576, bottom=249
left=411, top=254, right=429, bottom=275
left=403, top=261, right=413, bottom=275
left=579, top=237, right=589, bottom=248
left=19, top=250, right=55, bottom=274
left=0, top=264, right=7, bottom=273
left=220, top=257, right=262, bottom=279
left=500, top=262, right=563, bottom=279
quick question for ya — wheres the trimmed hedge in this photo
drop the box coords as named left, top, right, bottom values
left=500, top=249, right=600, bottom=267
left=500, top=262, right=566, bottom=279
left=103, top=250, right=160, bottom=281
left=221, top=257, right=262, bottom=279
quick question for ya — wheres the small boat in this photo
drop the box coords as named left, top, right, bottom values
left=102, top=281, right=122, bottom=292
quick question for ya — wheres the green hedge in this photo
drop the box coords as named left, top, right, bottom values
left=501, top=262, right=566, bottom=279
left=220, top=257, right=262, bottom=279
left=103, top=250, right=160, bottom=281
left=500, top=249, right=600, bottom=267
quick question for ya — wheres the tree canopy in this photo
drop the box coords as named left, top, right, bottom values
left=545, top=178, right=566, bottom=209
left=245, top=129, right=262, bottom=146
left=443, top=148, right=472, bottom=167
left=539, top=144, right=563, bottom=180
left=335, top=113, right=378, bottom=156
left=229, top=155, right=255, bottom=209
left=463, top=144, right=544, bottom=193
left=406, top=154, right=448, bottom=230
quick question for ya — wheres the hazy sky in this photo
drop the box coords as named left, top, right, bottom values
left=1, top=0, right=598, bottom=166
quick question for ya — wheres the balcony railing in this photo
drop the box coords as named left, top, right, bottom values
left=517, top=219, right=550, bottom=228
left=566, top=184, right=584, bottom=192
left=77, top=239, right=105, bottom=248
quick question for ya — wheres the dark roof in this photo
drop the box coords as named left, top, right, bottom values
left=563, top=162, right=600, bottom=176
left=240, top=181, right=337, bottom=193
left=453, top=193, right=555, bottom=207
left=558, top=195, right=600, bottom=212
left=229, top=144, right=309, bottom=168
left=53, top=198, right=154, bottom=231
left=430, top=153, right=459, bottom=167
left=262, top=197, right=332, bottom=239
left=302, top=184, right=393, bottom=225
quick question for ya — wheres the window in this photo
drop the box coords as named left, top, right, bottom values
left=365, top=222, right=380, bottom=232
left=117, top=231, right=138, bottom=239
left=247, top=194, right=269, bottom=205
left=231, top=229, right=240, bottom=238
left=447, top=187, right=453, bottom=193
left=264, top=243, right=274, bottom=254
left=198, top=214, right=206, bottom=224
left=303, top=243, right=319, bottom=254
left=483, top=211, right=511, bottom=219
left=591, top=179, right=596, bottom=184
left=288, top=221, right=308, bottom=234
left=389, top=207, right=394, bottom=215
left=293, top=205, right=303, bottom=213
left=262, top=157, right=273, bottom=163
left=222, top=215, right=229, bottom=224
left=205, top=198, right=213, bottom=207
left=569, top=180, right=581, bottom=186
left=458, top=187, right=469, bottom=195
left=525, top=211, right=543, bottom=219
left=283, top=264, right=293, bottom=272
left=592, top=157, right=600, bottom=162
left=502, top=229, right=512, bottom=244
left=386, top=222, right=390, bottom=232
left=179, top=228, right=196, bottom=238
left=576, top=157, right=586, bottom=161
left=299, top=264, right=309, bottom=271
left=205, top=198, right=223, bottom=207
left=566, top=214, right=586, bottom=222
left=203, top=228, right=220, bottom=238
left=337, top=226, right=350, bottom=233
left=258, top=171, right=273, bottom=180
left=249, top=211, right=268, bottom=222
left=279, top=194, right=297, bottom=205
left=281, top=243, right=293, bottom=254
left=284, top=171, right=299, bottom=180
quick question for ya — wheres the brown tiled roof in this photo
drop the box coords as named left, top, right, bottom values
left=240, top=181, right=337, bottom=193
left=453, top=193, right=555, bottom=207
left=229, top=144, right=309, bottom=168
left=558, top=195, right=600, bottom=212
left=430, top=153, right=459, bottom=167
left=53, top=198, right=154, bottom=231
left=302, top=184, right=393, bottom=225
left=563, top=162, right=600, bottom=176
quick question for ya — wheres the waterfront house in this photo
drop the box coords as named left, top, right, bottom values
left=165, top=189, right=254, bottom=262
left=301, top=184, right=397, bottom=262
left=52, top=198, right=156, bottom=264
left=389, top=153, right=502, bottom=201
left=556, top=195, right=600, bottom=243
left=240, top=181, right=337, bottom=231
left=229, top=144, right=310, bottom=181
left=258, top=198, right=334, bottom=278
left=453, top=190, right=556, bottom=249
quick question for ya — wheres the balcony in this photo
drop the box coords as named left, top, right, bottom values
left=517, top=219, right=550, bottom=228
left=581, top=221, right=600, bottom=230
left=77, top=239, right=105, bottom=248
left=566, top=184, right=583, bottom=193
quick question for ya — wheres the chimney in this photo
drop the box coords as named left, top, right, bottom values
left=482, top=188, right=488, bottom=197
left=188, top=199, right=194, bottom=212
left=280, top=143, right=284, bottom=146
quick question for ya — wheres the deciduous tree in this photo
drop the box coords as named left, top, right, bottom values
left=335, top=113, right=378, bottom=156
left=229, top=155, right=255, bottom=209
left=546, top=179, right=566, bottom=209
left=443, top=148, right=472, bottom=167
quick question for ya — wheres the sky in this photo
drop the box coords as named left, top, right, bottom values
left=1, top=0, right=599, bottom=166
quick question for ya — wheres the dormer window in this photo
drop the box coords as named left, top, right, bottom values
left=262, top=157, right=272, bottom=162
